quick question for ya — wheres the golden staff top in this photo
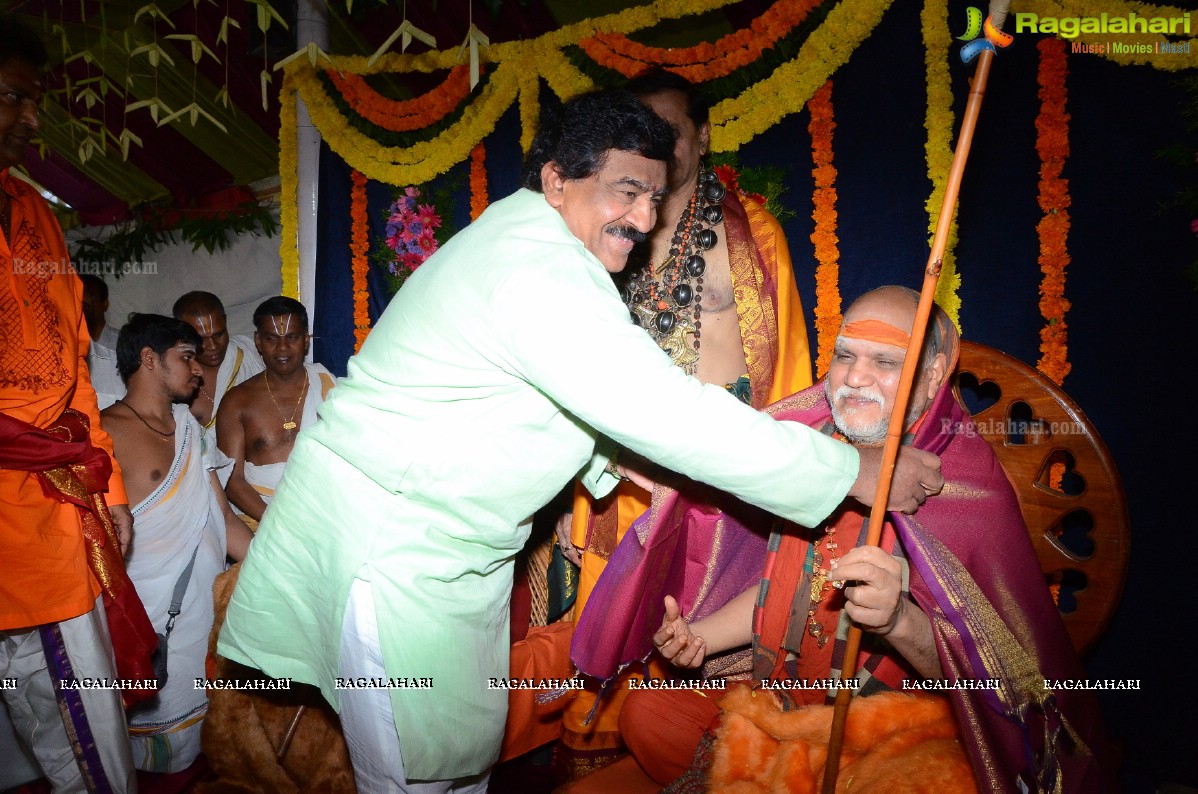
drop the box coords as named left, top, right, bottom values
left=821, top=1, right=1013, bottom=791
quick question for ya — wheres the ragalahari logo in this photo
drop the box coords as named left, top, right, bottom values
left=958, top=7, right=1015, bottom=63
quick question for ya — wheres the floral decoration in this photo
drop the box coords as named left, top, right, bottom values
left=1035, top=37, right=1072, bottom=386
left=577, top=0, right=820, bottom=83
left=807, top=80, right=841, bottom=379
left=922, top=0, right=961, bottom=329
left=279, top=74, right=300, bottom=299
left=470, top=142, right=489, bottom=221
left=383, top=186, right=442, bottom=277
left=351, top=169, right=371, bottom=352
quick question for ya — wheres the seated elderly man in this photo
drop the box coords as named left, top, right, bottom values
left=571, top=286, right=1111, bottom=793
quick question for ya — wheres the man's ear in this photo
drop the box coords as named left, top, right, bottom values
left=140, top=346, right=157, bottom=370
left=253, top=330, right=263, bottom=355
left=541, top=161, right=566, bottom=208
left=925, top=352, right=948, bottom=401
left=699, top=121, right=712, bottom=158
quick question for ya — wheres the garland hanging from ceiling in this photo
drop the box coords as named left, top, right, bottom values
left=283, top=0, right=1191, bottom=378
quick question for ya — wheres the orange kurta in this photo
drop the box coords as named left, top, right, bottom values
left=560, top=193, right=814, bottom=759
left=0, top=169, right=128, bottom=629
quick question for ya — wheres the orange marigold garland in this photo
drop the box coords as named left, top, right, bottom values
left=325, top=65, right=473, bottom=133
left=470, top=142, right=489, bottom=221
left=808, top=80, right=841, bottom=379
left=578, top=0, right=820, bottom=83
left=1035, top=37, right=1072, bottom=387
left=350, top=169, right=371, bottom=352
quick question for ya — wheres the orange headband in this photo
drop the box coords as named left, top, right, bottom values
left=841, top=319, right=911, bottom=349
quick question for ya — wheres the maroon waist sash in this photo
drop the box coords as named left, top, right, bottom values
left=0, top=409, right=158, bottom=709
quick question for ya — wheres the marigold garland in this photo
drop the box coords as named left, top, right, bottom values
left=279, top=74, right=299, bottom=299
left=326, top=66, right=473, bottom=133
left=922, top=0, right=961, bottom=330
left=709, top=0, right=893, bottom=152
left=1035, top=37, right=1072, bottom=386
left=290, top=60, right=518, bottom=186
left=807, top=80, right=841, bottom=379
left=577, top=0, right=820, bottom=83
left=470, top=142, right=488, bottom=221
left=350, top=169, right=371, bottom=352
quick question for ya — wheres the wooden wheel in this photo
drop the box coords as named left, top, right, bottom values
left=953, top=341, right=1129, bottom=654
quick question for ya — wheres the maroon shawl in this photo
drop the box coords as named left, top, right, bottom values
left=572, top=319, right=1110, bottom=793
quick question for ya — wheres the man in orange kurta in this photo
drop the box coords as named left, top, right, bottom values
left=501, top=70, right=814, bottom=772
left=0, top=17, right=143, bottom=792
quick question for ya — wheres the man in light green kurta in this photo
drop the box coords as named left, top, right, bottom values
left=217, top=89, right=942, bottom=791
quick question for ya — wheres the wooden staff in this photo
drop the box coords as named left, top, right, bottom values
left=820, top=2, right=1011, bottom=791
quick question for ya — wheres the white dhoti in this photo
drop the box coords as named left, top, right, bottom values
left=125, top=405, right=228, bottom=773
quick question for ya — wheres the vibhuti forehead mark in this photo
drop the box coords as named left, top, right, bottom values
left=270, top=314, right=295, bottom=336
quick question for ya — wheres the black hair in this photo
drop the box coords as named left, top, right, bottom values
left=116, top=313, right=202, bottom=384
left=253, top=295, right=309, bottom=332
left=520, top=88, right=675, bottom=191
left=78, top=273, right=108, bottom=302
left=0, top=16, right=49, bottom=70
left=625, top=68, right=710, bottom=128
left=172, top=290, right=225, bottom=319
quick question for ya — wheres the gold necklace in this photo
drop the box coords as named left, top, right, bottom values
left=117, top=399, right=174, bottom=442
left=265, top=372, right=307, bottom=432
left=806, top=526, right=842, bottom=649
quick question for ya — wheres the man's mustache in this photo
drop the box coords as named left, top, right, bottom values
left=607, top=225, right=648, bottom=244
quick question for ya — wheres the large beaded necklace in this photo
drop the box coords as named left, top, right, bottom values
left=621, top=167, right=726, bottom=375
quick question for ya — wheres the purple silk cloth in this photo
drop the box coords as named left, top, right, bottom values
left=572, top=321, right=1111, bottom=793
left=571, top=485, right=771, bottom=683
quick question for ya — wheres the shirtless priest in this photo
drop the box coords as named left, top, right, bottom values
left=216, top=296, right=335, bottom=525
left=101, top=314, right=252, bottom=772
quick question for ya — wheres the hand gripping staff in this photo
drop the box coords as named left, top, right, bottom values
left=821, top=2, right=1013, bottom=791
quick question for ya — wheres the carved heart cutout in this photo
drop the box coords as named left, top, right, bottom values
left=955, top=371, right=1001, bottom=416
left=1045, top=508, right=1095, bottom=560
left=1044, top=568, right=1087, bottom=615
left=1005, top=401, right=1052, bottom=445
left=1036, top=450, right=1086, bottom=497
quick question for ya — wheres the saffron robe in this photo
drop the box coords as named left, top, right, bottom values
left=0, top=169, right=131, bottom=628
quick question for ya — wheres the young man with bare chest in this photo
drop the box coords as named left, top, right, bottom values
left=216, top=297, right=335, bottom=524
left=172, top=291, right=263, bottom=434
left=101, top=314, right=251, bottom=773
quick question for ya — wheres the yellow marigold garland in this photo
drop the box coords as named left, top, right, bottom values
left=577, top=0, right=820, bottom=82
left=470, top=142, right=489, bottom=222
left=709, top=0, right=893, bottom=152
left=279, top=73, right=299, bottom=299
left=1035, top=37, right=1072, bottom=386
left=808, top=80, right=841, bottom=379
left=350, top=169, right=371, bottom=351
left=291, top=60, right=518, bottom=185
left=922, top=0, right=961, bottom=329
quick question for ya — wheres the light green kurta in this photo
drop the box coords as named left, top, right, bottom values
left=218, top=189, right=858, bottom=780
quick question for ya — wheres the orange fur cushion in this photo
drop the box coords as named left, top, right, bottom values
left=196, top=564, right=356, bottom=793
left=711, top=688, right=977, bottom=793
